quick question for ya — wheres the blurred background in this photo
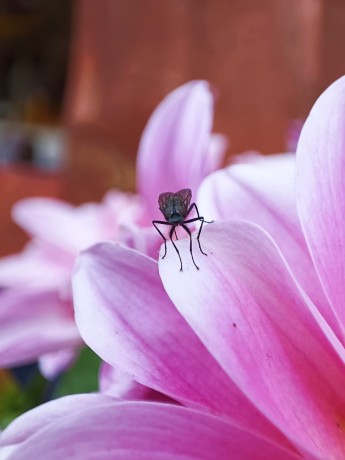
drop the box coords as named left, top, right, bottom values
left=1, top=0, right=345, bottom=257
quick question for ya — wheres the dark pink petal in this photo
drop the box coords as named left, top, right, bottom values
left=159, top=222, right=345, bottom=459
left=0, top=289, right=81, bottom=367
left=296, top=76, right=345, bottom=339
left=136, top=81, right=216, bottom=218
left=197, top=154, right=341, bottom=339
left=0, top=393, right=113, bottom=448
left=73, top=243, right=292, bottom=448
left=3, top=402, right=302, bottom=460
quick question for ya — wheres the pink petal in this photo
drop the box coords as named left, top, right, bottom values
left=197, top=154, right=341, bottom=339
left=99, top=362, right=171, bottom=402
left=99, top=362, right=151, bottom=399
left=12, top=197, right=114, bottom=254
left=0, top=289, right=81, bottom=367
left=296, top=76, right=345, bottom=339
left=198, top=153, right=296, bottom=219
left=205, top=133, right=229, bottom=172
left=136, top=81, right=216, bottom=218
left=118, top=223, right=162, bottom=259
left=0, top=242, right=70, bottom=289
left=2, top=402, right=302, bottom=460
left=73, top=243, right=292, bottom=448
left=101, top=189, right=145, bottom=229
left=0, top=393, right=113, bottom=448
left=38, top=348, right=77, bottom=380
left=286, top=119, right=304, bottom=152
left=159, top=222, right=345, bottom=459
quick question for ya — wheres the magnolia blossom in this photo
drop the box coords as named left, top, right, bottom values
left=0, top=80, right=226, bottom=378
left=3, top=77, right=345, bottom=458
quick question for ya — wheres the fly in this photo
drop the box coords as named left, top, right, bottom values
left=152, top=188, right=212, bottom=271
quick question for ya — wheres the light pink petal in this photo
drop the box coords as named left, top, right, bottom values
left=99, top=362, right=171, bottom=402
left=12, top=197, right=114, bottom=254
left=197, top=154, right=341, bottom=339
left=102, top=189, right=144, bottom=227
left=137, top=81, right=216, bottom=217
left=159, top=222, right=345, bottom=460
left=73, top=243, right=292, bottom=448
left=118, top=223, right=162, bottom=259
left=296, top=76, right=345, bottom=339
left=197, top=153, right=297, bottom=225
left=286, top=119, right=304, bottom=152
left=0, top=289, right=81, bottom=367
left=38, top=348, right=77, bottom=380
left=207, top=133, right=229, bottom=171
left=99, top=362, right=151, bottom=399
left=3, top=402, right=302, bottom=460
left=0, top=242, right=69, bottom=289
left=0, top=393, right=113, bottom=448
left=0, top=445, right=16, bottom=459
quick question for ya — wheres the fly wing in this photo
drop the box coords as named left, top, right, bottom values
left=158, top=192, right=174, bottom=210
left=158, top=189, right=192, bottom=219
left=176, top=188, right=192, bottom=209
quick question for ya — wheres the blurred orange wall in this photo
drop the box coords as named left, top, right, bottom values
left=2, top=0, right=345, bottom=255
left=63, top=0, right=345, bottom=202
left=0, top=168, right=61, bottom=255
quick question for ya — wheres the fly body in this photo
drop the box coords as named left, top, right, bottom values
left=152, top=188, right=213, bottom=271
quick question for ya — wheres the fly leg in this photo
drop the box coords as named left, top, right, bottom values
left=169, top=225, right=183, bottom=271
left=152, top=220, right=171, bottom=259
left=183, top=216, right=207, bottom=256
left=181, top=224, right=199, bottom=270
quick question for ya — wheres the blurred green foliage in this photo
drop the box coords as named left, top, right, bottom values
left=0, top=369, right=46, bottom=429
left=0, top=347, right=101, bottom=429
left=53, top=347, right=101, bottom=397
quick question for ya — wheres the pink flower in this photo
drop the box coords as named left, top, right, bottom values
left=0, top=395, right=301, bottom=459
left=0, top=81, right=226, bottom=378
left=2, top=76, right=345, bottom=458
left=0, top=191, right=140, bottom=378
